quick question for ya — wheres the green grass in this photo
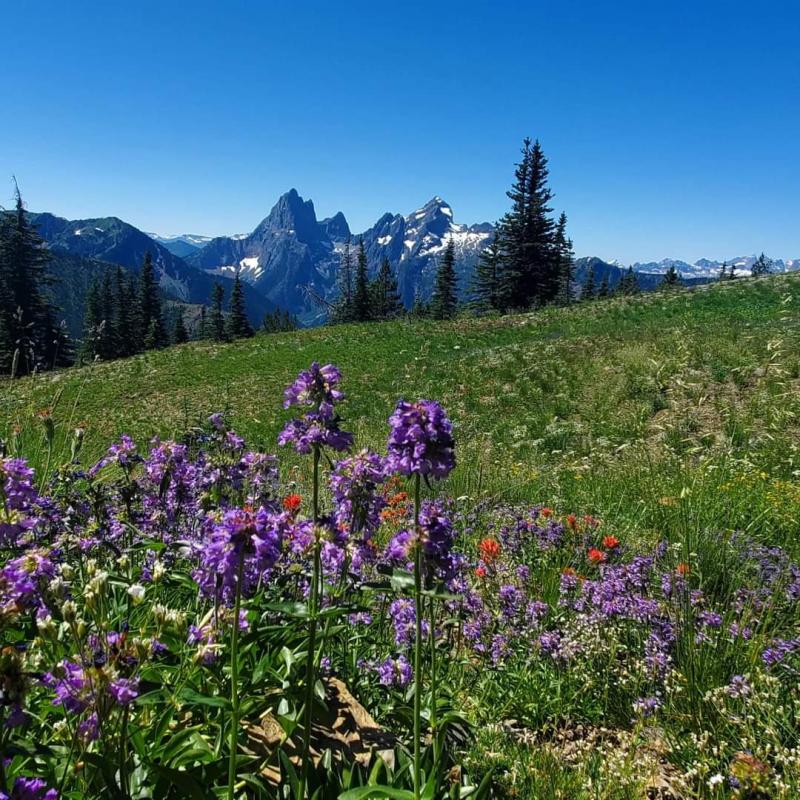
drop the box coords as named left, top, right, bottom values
left=4, top=275, right=800, bottom=548
left=5, top=274, right=800, bottom=798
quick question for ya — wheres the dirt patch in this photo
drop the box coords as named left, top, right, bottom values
left=245, top=677, right=398, bottom=786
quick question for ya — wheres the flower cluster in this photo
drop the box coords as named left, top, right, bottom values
left=386, top=400, right=455, bottom=479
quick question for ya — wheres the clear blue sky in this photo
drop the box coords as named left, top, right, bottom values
left=2, top=0, right=798, bottom=263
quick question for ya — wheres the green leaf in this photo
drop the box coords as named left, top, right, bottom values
left=178, top=688, right=231, bottom=710
left=151, top=764, right=212, bottom=800
left=339, top=787, right=415, bottom=800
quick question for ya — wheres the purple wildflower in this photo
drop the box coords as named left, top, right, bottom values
left=2, top=777, right=59, bottom=800
left=377, top=655, right=412, bottom=687
left=386, top=399, right=455, bottom=479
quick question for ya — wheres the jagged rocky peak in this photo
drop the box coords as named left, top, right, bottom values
left=253, top=188, right=320, bottom=241
left=319, top=211, right=351, bottom=242
left=405, top=196, right=454, bottom=238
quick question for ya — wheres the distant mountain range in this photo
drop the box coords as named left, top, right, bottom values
left=27, top=212, right=274, bottom=337
left=21, top=190, right=799, bottom=335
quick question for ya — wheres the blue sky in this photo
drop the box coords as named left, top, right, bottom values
left=2, top=0, right=798, bottom=262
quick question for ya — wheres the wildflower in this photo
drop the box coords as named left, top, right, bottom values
left=478, top=538, right=501, bottom=564
left=386, top=399, right=455, bottom=479
left=539, top=507, right=553, bottom=518
left=708, top=773, right=724, bottom=788
left=2, top=777, right=59, bottom=800
left=726, top=674, right=751, bottom=698
left=192, top=507, right=283, bottom=605
left=587, top=547, right=607, bottom=564
left=676, top=562, right=690, bottom=576
left=566, top=513, right=577, bottom=529
left=633, top=695, right=662, bottom=717
left=282, top=494, right=302, bottom=513
left=474, top=566, right=486, bottom=578
left=376, top=655, right=412, bottom=687
left=602, top=535, right=620, bottom=549
left=330, top=449, right=387, bottom=538
left=127, top=584, right=146, bottom=605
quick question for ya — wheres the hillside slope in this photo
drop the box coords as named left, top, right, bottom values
left=3, top=275, right=800, bottom=539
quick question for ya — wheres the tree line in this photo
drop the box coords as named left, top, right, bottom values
left=82, top=262, right=258, bottom=362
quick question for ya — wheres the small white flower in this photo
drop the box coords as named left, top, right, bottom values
left=708, top=773, right=724, bottom=788
left=128, top=584, right=146, bottom=604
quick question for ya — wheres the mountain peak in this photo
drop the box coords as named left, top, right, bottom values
left=319, top=211, right=351, bottom=242
left=255, top=189, right=319, bottom=241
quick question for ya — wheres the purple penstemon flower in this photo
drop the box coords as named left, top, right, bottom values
left=376, top=654, right=412, bottom=687
left=279, top=363, right=353, bottom=454
left=386, top=399, right=456, bottom=480
left=192, top=506, right=283, bottom=605
left=1, top=777, right=59, bottom=800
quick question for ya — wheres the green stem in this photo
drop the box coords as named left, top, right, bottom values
left=299, top=444, right=322, bottom=798
left=412, top=472, right=422, bottom=800
left=429, top=594, right=438, bottom=763
left=226, top=551, right=245, bottom=800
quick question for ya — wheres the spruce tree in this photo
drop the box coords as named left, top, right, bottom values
left=597, top=273, right=610, bottom=298
left=210, top=283, right=226, bottom=341
left=430, top=239, right=459, bottom=320
left=173, top=310, right=189, bottom=344
left=619, top=266, right=639, bottom=295
left=719, top=262, right=727, bottom=281
left=0, top=185, right=71, bottom=375
left=472, top=238, right=504, bottom=312
left=411, top=285, right=428, bottom=318
left=554, top=212, right=575, bottom=304
left=370, top=257, right=403, bottom=319
left=138, top=252, right=166, bottom=349
left=751, top=253, right=772, bottom=276
left=662, top=264, right=681, bottom=288
left=226, top=271, right=254, bottom=338
left=352, top=238, right=371, bottom=322
left=113, top=267, right=138, bottom=357
left=582, top=268, right=595, bottom=300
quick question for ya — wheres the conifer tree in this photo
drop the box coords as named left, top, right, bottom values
left=210, top=283, right=226, bottom=341
left=472, top=237, right=504, bottom=312
left=198, top=306, right=208, bottom=339
left=138, top=252, right=166, bottom=349
left=262, top=307, right=299, bottom=333
left=582, top=267, right=595, bottom=300
left=370, top=257, right=403, bottom=319
left=662, top=264, right=681, bottom=288
left=719, top=262, right=727, bottom=281
left=352, top=238, right=371, bottom=321
left=226, top=271, right=253, bottom=338
left=554, top=212, right=575, bottom=304
left=430, top=239, right=459, bottom=320
left=597, top=273, right=610, bottom=298
left=751, top=252, right=772, bottom=276
left=113, top=267, right=138, bottom=357
left=173, top=310, right=189, bottom=344
left=0, top=185, right=71, bottom=374
left=411, top=285, right=428, bottom=318
left=618, top=266, right=639, bottom=295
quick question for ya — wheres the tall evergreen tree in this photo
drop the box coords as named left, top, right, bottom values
left=138, top=252, right=166, bottom=349
left=618, top=266, right=639, bottom=295
left=430, top=239, right=459, bottom=320
left=113, top=267, right=138, bottom=357
left=597, top=273, right=610, bottom=298
left=370, top=257, right=403, bottom=319
left=472, top=238, right=504, bottom=312
left=719, top=262, right=727, bottom=281
left=226, top=271, right=253, bottom=339
left=352, top=238, right=371, bottom=322
left=554, top=212, right=575, bottom=304
left=751, top=252, right=772, bottom=276
left=210, top=283, right=226, bottom=342
left=0, top=185, right=71, bottom=375
left=173, top=310, right=189, bottom=344
left=411, top=285, right=428, bottom=318
left=662, top=264, right=681, bottom=288
left=582, top=267, right=596, bottom=300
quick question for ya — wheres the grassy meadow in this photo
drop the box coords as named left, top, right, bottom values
left=3, top=274, right=800, bottom=799
left=4, top=274, right=800, bottom=548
